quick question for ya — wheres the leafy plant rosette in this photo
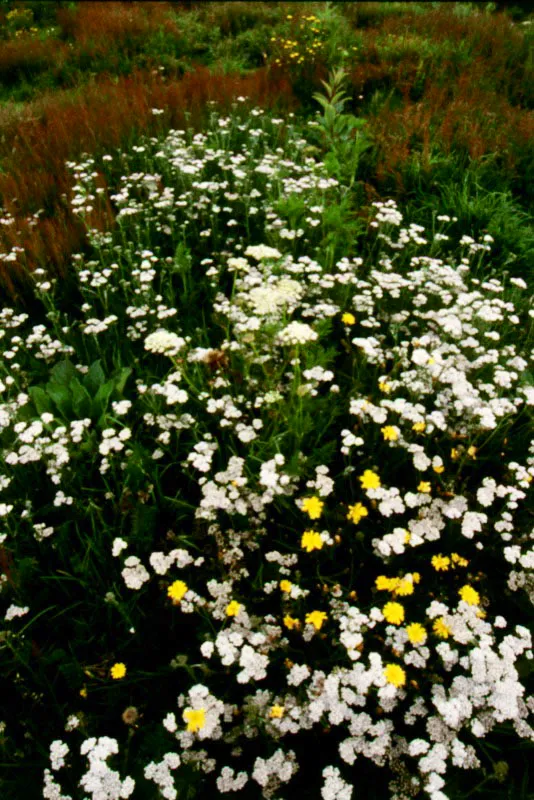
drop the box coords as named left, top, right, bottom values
left=0, top=101, right=532, bottom=800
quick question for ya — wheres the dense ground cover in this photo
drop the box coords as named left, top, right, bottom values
left=0, top=2, right=532, bottom=799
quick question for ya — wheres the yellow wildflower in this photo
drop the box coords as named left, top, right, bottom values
left=450, top=447, right=459, bottom=460
left=433, top=464, right=445, bottom=474
left=183, top=708, right=206, bottom=733
left=433, top=617, right=451, bottom=638
left=467, top=446, right=477, bottom=458
left=451, top=553, right=469, bottom=568
left=417, top=481, right=431, bottom=493
left=226, top=600, right=242, bottom=617
left=283, top=614, right=299, bottom=630
left=379, top=381, right=392, bottom=393
left=305, top=610, right=327, bottom=630
left=270, top=705, right=285, bottom=719
left=381, top=425, right=399, bottom=442
left=412, top=421, right=426, bottom=432
left=406, top=623, right=427, bottom=645
left=376, top=575, right=397, bottom=592
left=431, top=555, right=451, bottom=572
left=383, top=664, right=406, bottom=687
left=395, top=578, right=414, bottom=597
left=382, top=602, right=405, bottom=625
left=359, top=470, right=381, bottom=490
left=301, top=530, right=323, bottom=552
left=80, top=686, right=88, bottom=698
left=110, top=662, right=127, bottom=680
left=168, top=580, right=188, bottom=603
left=404, top=530, right=412, bottom=544
left=412, top=572, right=421, bottom=584
left=279, top=580, right=292, bottom=593
left=342, top=312, right=356, bottom=325
left=346, top=502, right=368, bottom=525
left=301, top=496, right=324, bottom=519
left=459, top=585, right=480, bottom=606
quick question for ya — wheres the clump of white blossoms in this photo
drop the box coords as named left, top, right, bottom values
left=276, top=321, right=318, bottom=346
left=244, top=245, right=282, bottom=261
left=144, top=330, right=186, bottom=357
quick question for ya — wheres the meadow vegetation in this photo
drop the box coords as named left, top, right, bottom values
left=0, top=2, right=532, bottom=799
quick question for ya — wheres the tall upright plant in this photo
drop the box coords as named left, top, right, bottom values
left=312, top=66, right=372, bottom=191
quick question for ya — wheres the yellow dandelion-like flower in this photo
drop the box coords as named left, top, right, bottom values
left=433, top=464, right=445, bottom=474
left=269, top=705, right=285, bottom=719
left=450, top=447, right=459, bottom=460
left=283, top=614, right=299, bottom=630
left=431, top=555, right=450, bottom=572
left=467, top=446, right=477, bottom=458
left=305, top=610, right=327, bottom=630
left=183, top=708, right=206, bottom=733
left=433, top=617, right=451, bottom=638
left=451, top=553, right=469, bottom=568
left=279, top=580, right=293, bottom=593
left=383, top=664, right=406, bottom=687
left=168, top=580, right=188, bottom=603
left=379, top=381, right=392, bottom=393
left=382, top=602, right=405, bottom=625
left=110, top=662, right=127, bottom=680
left=346, top=502, right=368, bottom=525
left=301, top=530, right=323, bottom=552
left=226, top=600, right=242, bottom=617
left=376, top=575, right=397, bottom=592
left=359, top=470, right=381, bottom=490
left=412, top=572, right=421, bottom=584
left=406, top=623, right=427, bottom=645
left=342, top=312, right=356, bottom=325
left=394, top=578, right=414, bottom=597
left=381, top=425, right=399, bottom=442
left=459, top=585, right=480, bottom=606
left=412, top=422, right=426, bottom=432
left=417, top=481, right=431, bottom=493
left=301, top=496, right=324, bottom=519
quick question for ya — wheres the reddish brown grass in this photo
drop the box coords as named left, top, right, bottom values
left=56, top=1, right=180, bottom=47
left=0, top=66, right=297, bottom=299
left=0, top=37, right=69, bottom=84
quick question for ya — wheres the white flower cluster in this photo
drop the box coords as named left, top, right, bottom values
left=144, top=330, right=186, bottom=357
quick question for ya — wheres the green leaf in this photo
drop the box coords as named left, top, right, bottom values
left=83, top=360, right=106, bottom=395
left=28, top=386, right=53, bottom=417
left=70, top=377, right=92, bottom=418
left=93, top=379, right=115, bottom=421
left=112, top=367, right=132, bottom=397
left=49, top=359, right=76, bottom=387
left=46, top=384, right=72, bottom=418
